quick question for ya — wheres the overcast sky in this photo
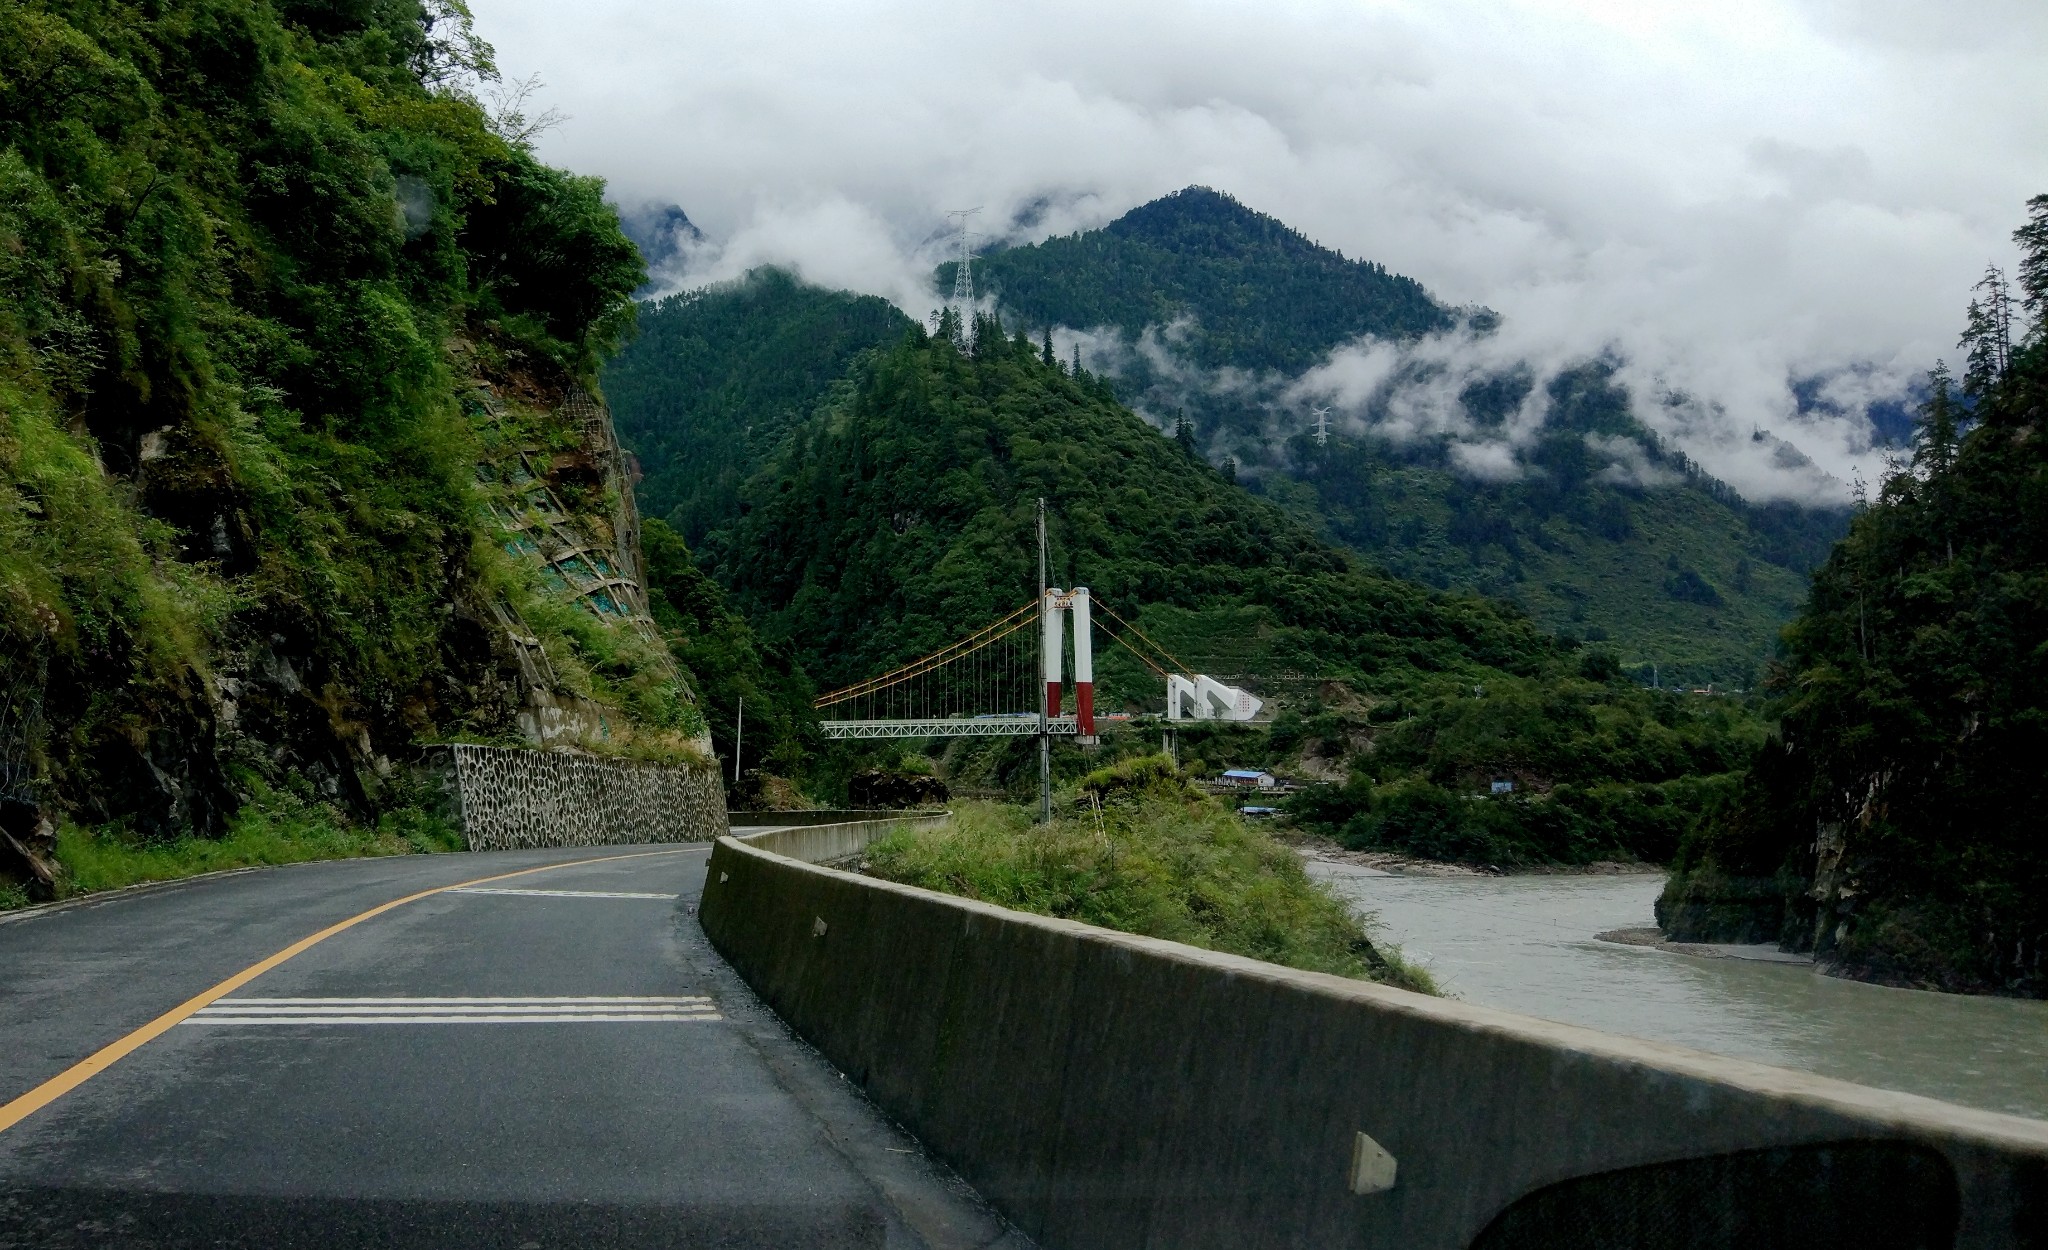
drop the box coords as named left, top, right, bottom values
left=473, top=0, right=2048, bottom=503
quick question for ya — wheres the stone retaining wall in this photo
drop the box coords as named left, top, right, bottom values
left=446, top=744, right=727, bottom=851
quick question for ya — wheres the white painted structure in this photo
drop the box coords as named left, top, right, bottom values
left=1043, top=587, right=1098, bottom=742
left=1166, top=674, right=1263, bottom=722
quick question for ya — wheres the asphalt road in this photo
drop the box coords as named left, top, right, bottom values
left=0, top=841, right=1029, bottom=1249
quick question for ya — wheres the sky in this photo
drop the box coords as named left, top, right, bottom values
left=472, top=0, right=2048, bottom=503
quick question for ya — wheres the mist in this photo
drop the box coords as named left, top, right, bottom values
left=472, top=0, right=2048, bottom=503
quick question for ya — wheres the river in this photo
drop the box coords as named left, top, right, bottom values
left=1312, top=863, right=2048, bottom=1121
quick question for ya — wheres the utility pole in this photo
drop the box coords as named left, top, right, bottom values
left=1037, top=497, right=1051, bottom=825
left=1312, top=405, right=1332, bottom=447
left=732, top=696, right=743, bottom=786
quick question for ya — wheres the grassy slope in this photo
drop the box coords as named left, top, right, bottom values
left=863, top=783, right=1434, bottom=991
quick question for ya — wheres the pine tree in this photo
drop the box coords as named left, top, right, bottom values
left=1912, top=361, right=1960, bottom=481
left=1959, top=265, right=2013, bottom=402
left=1041, top=328, right=1056, bottom=369
left=2016, top=194, right=2048, bottom=330
left=1223, top=455, right=1238, bottom=485
left=1173, top=409, right=1196, bottom=458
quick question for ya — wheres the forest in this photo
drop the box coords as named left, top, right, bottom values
left=0, top=0, right=690, bottom=883
left=610, top=189, right=1846, bottom=687
left=1658, top=197, right=2048, bottom=996
left=674, top=310, right=1766, bottom=866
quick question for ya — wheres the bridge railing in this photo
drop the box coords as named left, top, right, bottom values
left=700, top=828, right=2048, bottom=1250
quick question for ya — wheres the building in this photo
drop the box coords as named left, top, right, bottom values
left=1220, top=769, right=1278, bottom=790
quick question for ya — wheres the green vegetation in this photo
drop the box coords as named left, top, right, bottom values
left=1, top=0, right=687, bottom=871
left=46, top=784, right=459, bottom=902
left=1286, top=668, right=1756, bottom=865
left=694, top=312, right=1761, bottom=859
left=862, top=762, right=1432, bottom=990
left=641, top=516, right=823, bottom=801
left=607, top=270, right=912, bottom=544
left=963, top=188, right=1845, bottom=684
left=958, top=187, right=1454, bottom=373
left=603, top=192, right=1844, bottom=687
left=1660, top=197, right=2048, bottom=996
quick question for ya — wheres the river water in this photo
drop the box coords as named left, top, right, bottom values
left=1312, top=863, right=2048, bottom=1121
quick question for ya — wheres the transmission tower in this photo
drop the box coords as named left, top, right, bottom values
left=1311, top=405, right=1332, bottom=447
left=946, top=208, right=981, bottom=311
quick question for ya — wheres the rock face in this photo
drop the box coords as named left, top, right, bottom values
left=848, top=769, right=951, bottom=810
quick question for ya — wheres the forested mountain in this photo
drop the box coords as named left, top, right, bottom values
left=607, top=191, right=1845, bottom=685
left=962, top=187, right=1848, bottom=685
left=695, top=315, right=1762, bottom=865
left=1658, top=198, right=2048, bottom=996
left=948, top=187, right=1456, bottom=372
left=0, top=0, right=705, bottom=872
left=607, top=270, right=912, bottom=544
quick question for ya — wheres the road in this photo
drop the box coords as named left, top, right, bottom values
left=0, top=840, right=1028, bottom=1248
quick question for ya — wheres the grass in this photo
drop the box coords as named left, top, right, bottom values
left=860, top=766, right=1434, bottom=992
left=35, top=788, right=463, bottom=904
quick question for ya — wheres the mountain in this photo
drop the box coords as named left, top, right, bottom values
left=0, top=0, right=705, bottom=872
left=607, top=270, right=913, bottom=544
left=965, top=187, right=1849, bottom=685
left=693, top=313, right=1761, bottom=865
left=1658, top=201, right=2048, bottom=996
left=617, top=203, right=705, bottom=283
left=948, top=186, right=1458, bottom=372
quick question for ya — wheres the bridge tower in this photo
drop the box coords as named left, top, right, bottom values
left=1071, top=587, right=1095, bottom=743
left=1042, top=586, right=1066, bottom=723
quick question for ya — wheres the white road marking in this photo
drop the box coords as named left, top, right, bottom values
left=447, top=887, right=679, bottom=900
left=184, top=996, right=720, bottom=1025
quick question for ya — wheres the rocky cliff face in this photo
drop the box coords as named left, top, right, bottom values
left=0, top=0, right=701, bottom=894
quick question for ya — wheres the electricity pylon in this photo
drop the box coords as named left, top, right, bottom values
left=946, top=208, right=981, bottom=311
left=1311, top=405, right=1332, bottom=447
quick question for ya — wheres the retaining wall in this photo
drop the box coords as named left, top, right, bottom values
left=700, top=832, right=2048, bottom=1250
left=445, top=744, right=727, bottom=851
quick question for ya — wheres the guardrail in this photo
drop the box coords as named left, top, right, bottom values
left=699, top=827, right=2048, bottom=1250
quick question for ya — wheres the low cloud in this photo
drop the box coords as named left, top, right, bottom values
left=475, top=0, right=2048, bottom=504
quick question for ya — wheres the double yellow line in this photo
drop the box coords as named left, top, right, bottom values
left=0, top=847, right=693, bottom=1137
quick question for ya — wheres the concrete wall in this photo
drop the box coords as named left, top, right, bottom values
left=729, top=809, right=947, bottom=829
left=700, top=833, right=2048, bottom=1250
left=728, top=813, right=949, bottom=864
left=446, top=744, right=727, bottom=851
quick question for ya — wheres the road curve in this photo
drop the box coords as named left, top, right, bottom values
left=0, top=841, right=1027, bottom=1249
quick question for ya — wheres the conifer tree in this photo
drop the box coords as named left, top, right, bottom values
left=1041, top=328, right=1056, bottom=369
left=1960, top=265, right=2014, bottom=402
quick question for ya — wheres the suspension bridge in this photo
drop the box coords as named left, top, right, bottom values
left=814, top=588, right=1262, bottom=740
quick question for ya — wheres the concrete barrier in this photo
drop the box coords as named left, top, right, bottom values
left=729, top=813, right=949, bottom=864
left=700, top=833, right=2048, bottom=1250
left=729, top=809, right=946, bottom=828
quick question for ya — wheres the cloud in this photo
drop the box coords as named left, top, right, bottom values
left=473, top=0, right=2048, bottom=503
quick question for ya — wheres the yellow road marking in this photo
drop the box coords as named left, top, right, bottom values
left=0, top=847, right=697, bottom=1136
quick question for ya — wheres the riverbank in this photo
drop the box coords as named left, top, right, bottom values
left=1311, top=863, right=2048, bottom=1120
left=1288, top=833, right=1660, bottom=878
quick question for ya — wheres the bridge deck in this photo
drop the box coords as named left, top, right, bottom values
left=821, top=715, right=1078, bottom=739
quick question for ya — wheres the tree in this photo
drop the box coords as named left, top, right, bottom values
left=1041, top=327, right=1056, bottom=369
left=1911, top=361, right=1961, bottom=482
left=1173, top=409, right=1196, bottom=458
left=1959, top=265, right=2014, bottom=402
left=2016, top=194, right=2048, bottom=329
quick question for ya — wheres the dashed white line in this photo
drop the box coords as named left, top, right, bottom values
left=184, top=996, right=721, bottom=1025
